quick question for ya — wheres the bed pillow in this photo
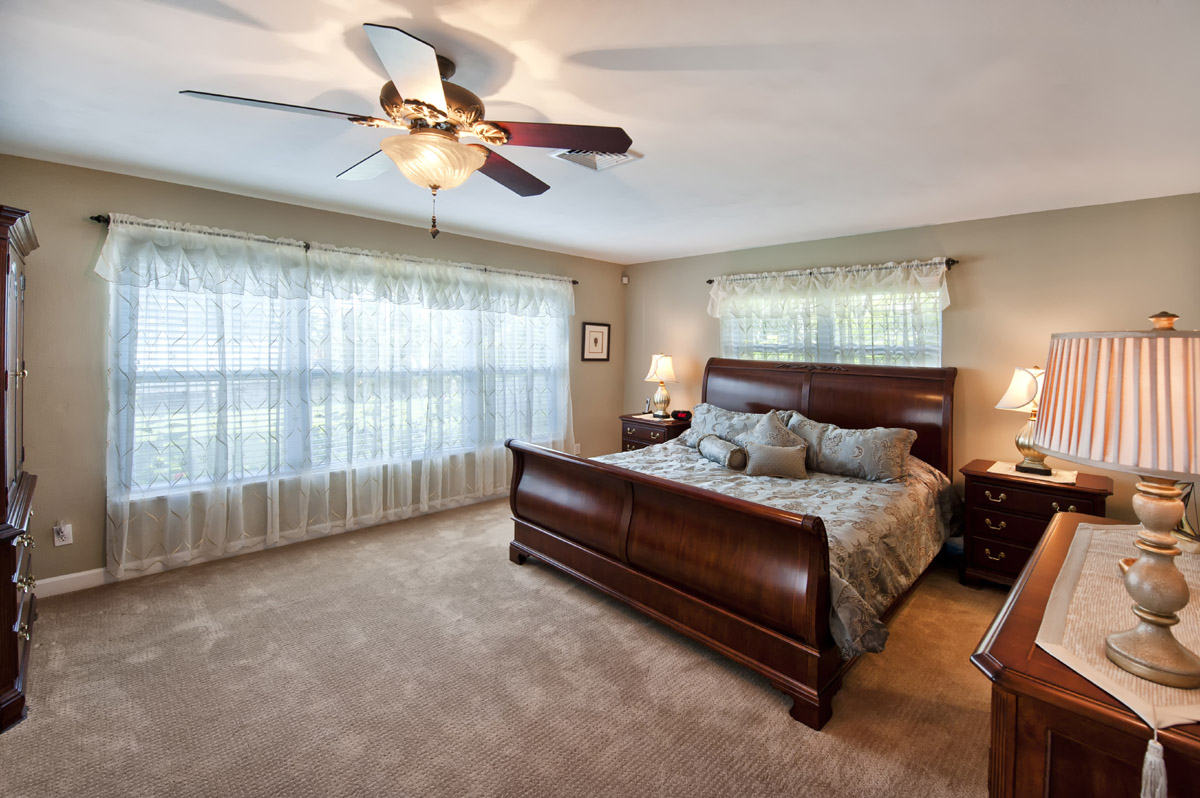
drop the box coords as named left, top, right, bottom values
left=734, top=410, right=806, bottom=449
left=697, top=434, right=747, bottom=470
left=680, top=403, right=766, bottom=447
left=743, top=441, right=809, bottom=479
left=782, top=413, right=828, bottom=471
left=786, top=412, right=917, bottom=483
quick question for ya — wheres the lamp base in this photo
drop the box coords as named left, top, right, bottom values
left=1106, top=617, right=1200, bottom=689
left=651, top=381, right=671, bottom=418
left=1013, top=414, right=1051, bottom=475
left=1014, top=458, right=1053, bottom=476
left=1105, top=477, right=1200, bottom=688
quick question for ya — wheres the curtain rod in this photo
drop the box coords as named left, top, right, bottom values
left=88, top=214, right=580, bottom=285
left=704, top=257, right=957, bottom=284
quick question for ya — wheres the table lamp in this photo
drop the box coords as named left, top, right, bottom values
left=643, top=354, right=678, bottom=418
left=995, top=366, right=1050, bottom=475
left=1033, top=311, right=1200, bottom=688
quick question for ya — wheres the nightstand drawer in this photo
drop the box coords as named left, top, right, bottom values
left=622, top=441, right=648, bottom=452
left=967, top=535, right=1033, bottom=581
left=623, top=423, right=668, bottom=445
left=965, top=508, right=1049, bottom=546
left=965, top=481, right=1098, bottom=519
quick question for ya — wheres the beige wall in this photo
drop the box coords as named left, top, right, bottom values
left=6, top=150, right=1198, bottom=579
left=623, top=194, right=1200, bottom=522
left=0, top=155, right=626, bottom=578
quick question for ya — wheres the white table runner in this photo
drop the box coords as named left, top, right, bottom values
left=1036, top=523, right=1200, bottom=729
left=987, top=460, right=1079, bottom=485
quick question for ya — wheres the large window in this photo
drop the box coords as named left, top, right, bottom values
left=707, top=258, right=950, bottom=367
left=121, top=286, right=567, bottom=493
left=99, top=215, right=574, bottom=576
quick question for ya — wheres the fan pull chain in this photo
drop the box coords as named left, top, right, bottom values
left=428, top=187, right=440, bottom=239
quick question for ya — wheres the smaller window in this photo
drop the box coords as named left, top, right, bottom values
left=708, top=259, right=950, bottom=367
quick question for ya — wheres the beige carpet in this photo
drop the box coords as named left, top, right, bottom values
left=1, top=499, right=1006, bottom=798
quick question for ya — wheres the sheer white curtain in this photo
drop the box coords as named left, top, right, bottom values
left=97, top=214, right=574, bottom=577
left=707, top=258, right=951, bottom=366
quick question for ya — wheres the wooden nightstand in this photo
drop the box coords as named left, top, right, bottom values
left=619, top=413, right=690, bottom=451
left=959, top=458, right=1113, bottom=587
left=972, top=512, right=1200, bottom=795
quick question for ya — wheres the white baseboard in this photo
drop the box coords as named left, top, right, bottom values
left=34, top=567, right=120, bottom=597
left=33, top=495, right=507, bottom=598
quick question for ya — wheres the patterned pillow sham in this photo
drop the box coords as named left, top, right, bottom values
left=679, top=403, right=766, bottom=447
left=786, top=412, right=917, bottom=483
left=743, top=441, right=809, bottom=479
left=734, top=410, right=806, bottom=449
left=696, top=434, right=747, bottom=470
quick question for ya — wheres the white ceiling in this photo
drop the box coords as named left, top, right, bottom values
left=2, top=0, right=1199, bottom=265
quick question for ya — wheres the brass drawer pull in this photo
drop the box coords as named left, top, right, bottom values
left=16, top=623, right=30, bottom=641
left=1051, top=502, right=1077, bottom=513
left=11, top=533, right=33, bottom=548
left=650, top=431, right=662, bottom=441
left=625, top=427, right=636, bottom=436
left=16, top=574, right=35, bottom=593
left=625, top=444, right=638, bottom=451
left=984, top=548, right=1006, bottom=562
left=984, top=518, right=1007, bottom=532
left=984, top=490, right=1006, bottom=504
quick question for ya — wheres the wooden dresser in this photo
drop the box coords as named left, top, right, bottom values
left=618, top=413, right=690, bottom=451
left=959, top=459, right=1112, bottom=587
left=972, top=512, right=1200, bottom=797
left=0, top=206, right=38, bottom=735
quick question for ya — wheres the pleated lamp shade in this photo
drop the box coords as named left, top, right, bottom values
left=1032, top=316, right=1200, bottom=481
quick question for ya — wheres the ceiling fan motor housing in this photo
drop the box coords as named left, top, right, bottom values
left=379, top=79, right=491, bottom=136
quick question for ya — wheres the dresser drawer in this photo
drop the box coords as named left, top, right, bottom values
left=967, top=535, right=1034, bottom=581
left=13, top=542, right=33, bottom=597
left=622, top=441, right=649, bottom=452
left=15, top=593, right=35, bottom=694
left=965, top=481, right=1098, bottom=519
left=622, top=422, right=669, bottom=445
left=965, top=508, right=1050, bottom=547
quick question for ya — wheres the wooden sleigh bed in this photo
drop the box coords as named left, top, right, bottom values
left=505, top=358, right=957, bottom=729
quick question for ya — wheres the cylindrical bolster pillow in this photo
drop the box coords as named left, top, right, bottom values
left=698, top=434, right=747, bottom=470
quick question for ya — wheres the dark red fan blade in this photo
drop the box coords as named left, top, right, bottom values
left=337, top=150, right=391, bottom=181
left=181, top=90, right=391, bottom=125
left=491, top=121, right=632, bottom=153
left=477, top=149, right=550, bottom=197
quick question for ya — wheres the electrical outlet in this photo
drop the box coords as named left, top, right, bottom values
left=53, top=522, right=73, bottom=546
left=573, top=444, right=581, bottom=454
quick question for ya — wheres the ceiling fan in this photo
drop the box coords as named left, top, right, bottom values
left=183, top=23, right=633, bottom=237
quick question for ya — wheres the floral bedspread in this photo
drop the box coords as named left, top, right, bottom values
left=593, top=440, right=959, bottom=657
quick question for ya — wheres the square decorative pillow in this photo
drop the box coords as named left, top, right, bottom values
left=744, top=441, right=809, bottom=479
left=697, top=434, right=748, bottom=470
left=787, top=412, right=916, bottom=483
left=734, top=410, right=806, bottom=449
left=680, top=403, right=765, bottom=447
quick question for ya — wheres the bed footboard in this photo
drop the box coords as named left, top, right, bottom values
left=506, top=439, right=845, bottom=728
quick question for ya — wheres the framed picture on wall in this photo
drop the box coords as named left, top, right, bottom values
left=581, top=322, right=610, bottom=361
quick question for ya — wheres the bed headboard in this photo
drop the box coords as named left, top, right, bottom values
left=701, top=358, right=957, bottom=476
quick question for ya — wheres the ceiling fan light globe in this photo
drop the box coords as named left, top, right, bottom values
left=381, top=130, right=487, bottom=191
